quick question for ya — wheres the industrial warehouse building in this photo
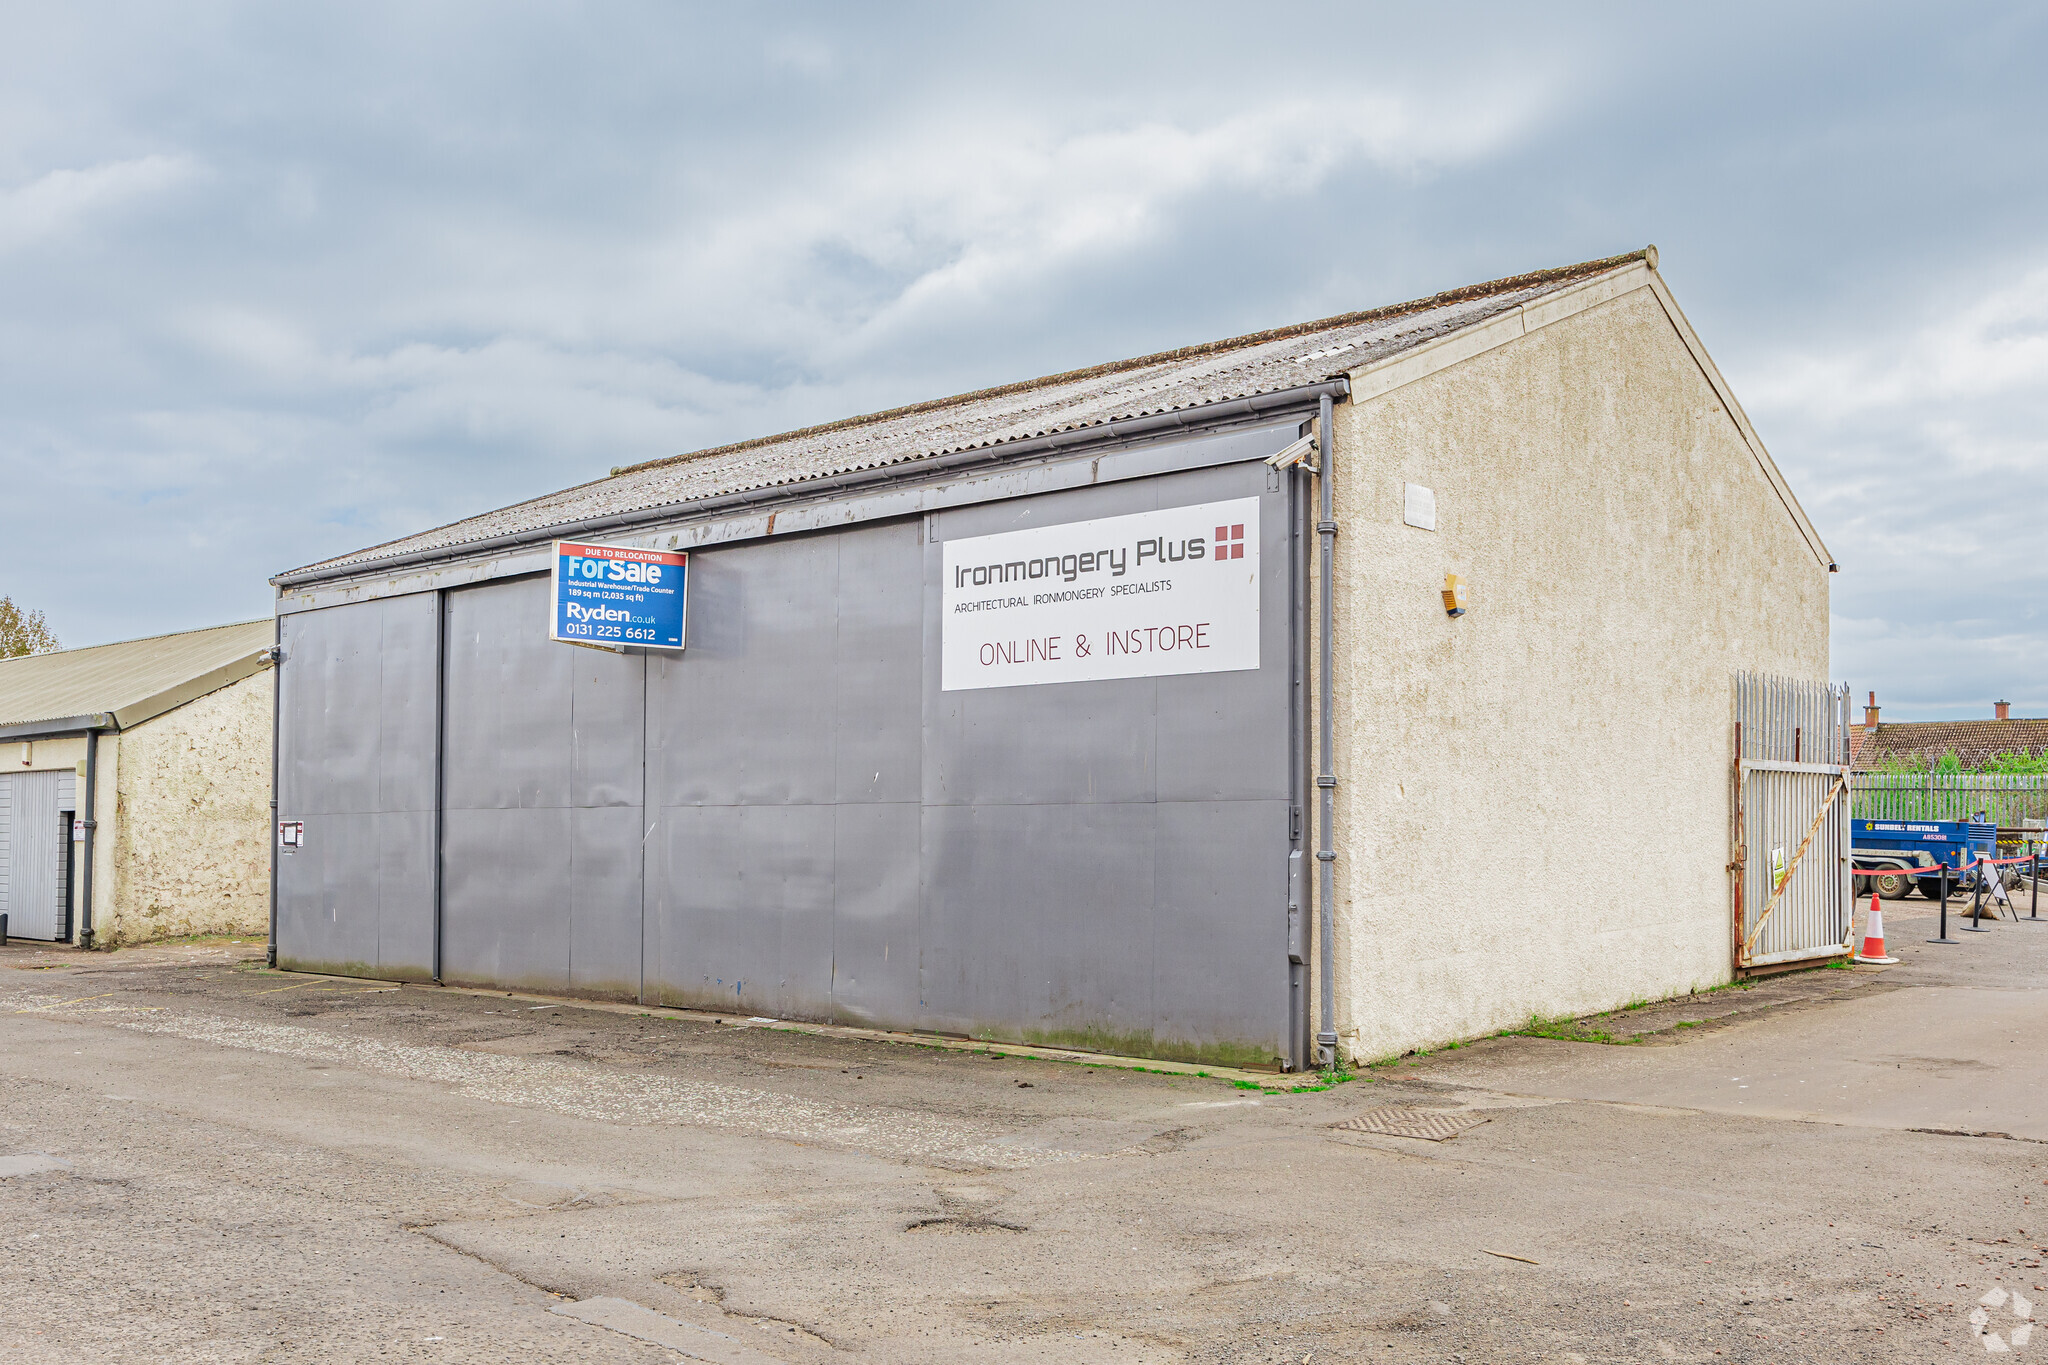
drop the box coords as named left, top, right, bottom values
left=0, top=621, right=275, bottom=946
left=271, top=248, right=1834, bottom=1069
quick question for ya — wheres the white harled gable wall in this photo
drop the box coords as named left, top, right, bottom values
left=1322, top=279, right=1829, bottom=1062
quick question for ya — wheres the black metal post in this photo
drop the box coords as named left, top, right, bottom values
left=267, top=617, right=282, bottom=968
left=2031, top=849, right=2040, bottom=920
left=1, top=912, right=8, bottom=947
left=1962, top=858, right=1992, bottom=932
left=1928, top=862, right=1957, bottom=944
left=432, top=588, right=449, bottom=986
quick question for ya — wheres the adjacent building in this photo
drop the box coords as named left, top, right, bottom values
left=270, top=248, right=1834, bottom=1068
left=1851, top=694, right=2048, bottom=771
left=0, top=621, right=275, bottom=945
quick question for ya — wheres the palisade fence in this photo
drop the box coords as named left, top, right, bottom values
left=1733, top=673, right=1852, bottom=970
left=1851, top=773, right=2048, bottom=828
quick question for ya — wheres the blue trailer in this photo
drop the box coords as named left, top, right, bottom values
left=1852, top=818, right=1997, bottom=900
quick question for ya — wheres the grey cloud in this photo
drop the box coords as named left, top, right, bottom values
left=0, top=2, right=2044, bottom=721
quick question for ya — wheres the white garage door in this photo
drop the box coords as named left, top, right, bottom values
left=0, top=771, right=70, bottom=941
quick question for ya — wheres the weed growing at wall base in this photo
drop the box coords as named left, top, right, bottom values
left=1501, top=1013, right=1640, bottom=1046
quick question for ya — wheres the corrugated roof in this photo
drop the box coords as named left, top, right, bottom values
left=0, top=620, right=273, bottom=737
left=285, top=250, right=1650, bottom=579
left=1853, top=719, right=2048, bottom=772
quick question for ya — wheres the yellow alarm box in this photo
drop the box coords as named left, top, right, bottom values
left=1441, top=574, right=1467, bottom=617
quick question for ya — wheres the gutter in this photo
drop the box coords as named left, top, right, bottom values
left=0, top=713, right=115, bottom=745
left=273, top=379, right=1354, bottom=591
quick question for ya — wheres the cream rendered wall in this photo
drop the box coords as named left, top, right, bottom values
left=99, top=670, right=273, bottom=945
left=1324, top=282, right=1829, bottom=1063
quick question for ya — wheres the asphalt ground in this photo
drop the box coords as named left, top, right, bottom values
left=1, top=895, right=2044, bottom=1364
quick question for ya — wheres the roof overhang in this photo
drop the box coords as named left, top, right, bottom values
left=0, top=648, right=271, bottom=742
left=108, top=650, right=273, bottom=730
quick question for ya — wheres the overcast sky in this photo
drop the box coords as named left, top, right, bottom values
left=2, top=3, right=2043, bottom=718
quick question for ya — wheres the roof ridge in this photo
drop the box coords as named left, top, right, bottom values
left=0, top=617, right=270, bottom=667
left=278, top=247, right=1651, bottom=579
left=606, top=248, right=1650, bottom=479
left=1872, top=718, right=2048, bottom=728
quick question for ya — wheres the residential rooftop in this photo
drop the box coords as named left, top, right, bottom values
left=1852, top=716, right=2048, bottom=771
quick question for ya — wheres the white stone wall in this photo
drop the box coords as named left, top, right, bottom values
left=1322, top=280, right=1830, bottom=1062
left=100, top=670, right=273, bottom=945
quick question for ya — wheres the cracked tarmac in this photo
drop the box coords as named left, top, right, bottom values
left=2, top=897, right=2045, bottom=1362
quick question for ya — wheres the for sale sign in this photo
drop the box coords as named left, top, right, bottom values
left=941, top=497, right=1260, bottom=691
left=551, top=540, right=688, bottom=650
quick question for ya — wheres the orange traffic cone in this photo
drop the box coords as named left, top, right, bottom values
left=1854, top=892, right=1899, bottom=964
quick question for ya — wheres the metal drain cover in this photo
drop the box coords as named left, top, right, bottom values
left=1329, top=1106, right=1490, bottom=1142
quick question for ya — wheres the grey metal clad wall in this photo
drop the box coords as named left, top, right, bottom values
left=642, top=517, right=924, bottom=1023
left=640, top=460, right=1291, bottom=1061
left=917, top=461, right=1292, bottom=1063
left=442, top=576, right=646, bottom=996
left=279, top=423, right=1302, bottom=1064
left=277, top=593, right=440, bottom=977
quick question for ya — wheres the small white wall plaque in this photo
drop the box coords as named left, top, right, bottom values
left=1403, top=483, right=1437, bottom=531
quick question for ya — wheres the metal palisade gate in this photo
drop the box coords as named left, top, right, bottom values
left=1733, top=673, right=1852, bottom=970
left=1853, top=772, right=2048, bottom=827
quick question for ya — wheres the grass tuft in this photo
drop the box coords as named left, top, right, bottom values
left=1502, top=1012, right=1639, bottom=1046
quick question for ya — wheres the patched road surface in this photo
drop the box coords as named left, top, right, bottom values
left=3, top=899, right=2044, bottom=1362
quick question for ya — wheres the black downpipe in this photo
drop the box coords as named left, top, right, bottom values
left=267, top=616, right=282, bottom=967
left=79, top=725, right=102, bottom=948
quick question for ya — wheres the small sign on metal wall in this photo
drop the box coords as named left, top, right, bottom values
left=551, top=540, right=688, bottom=650
left=277, top=820, right=305, bottom=853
